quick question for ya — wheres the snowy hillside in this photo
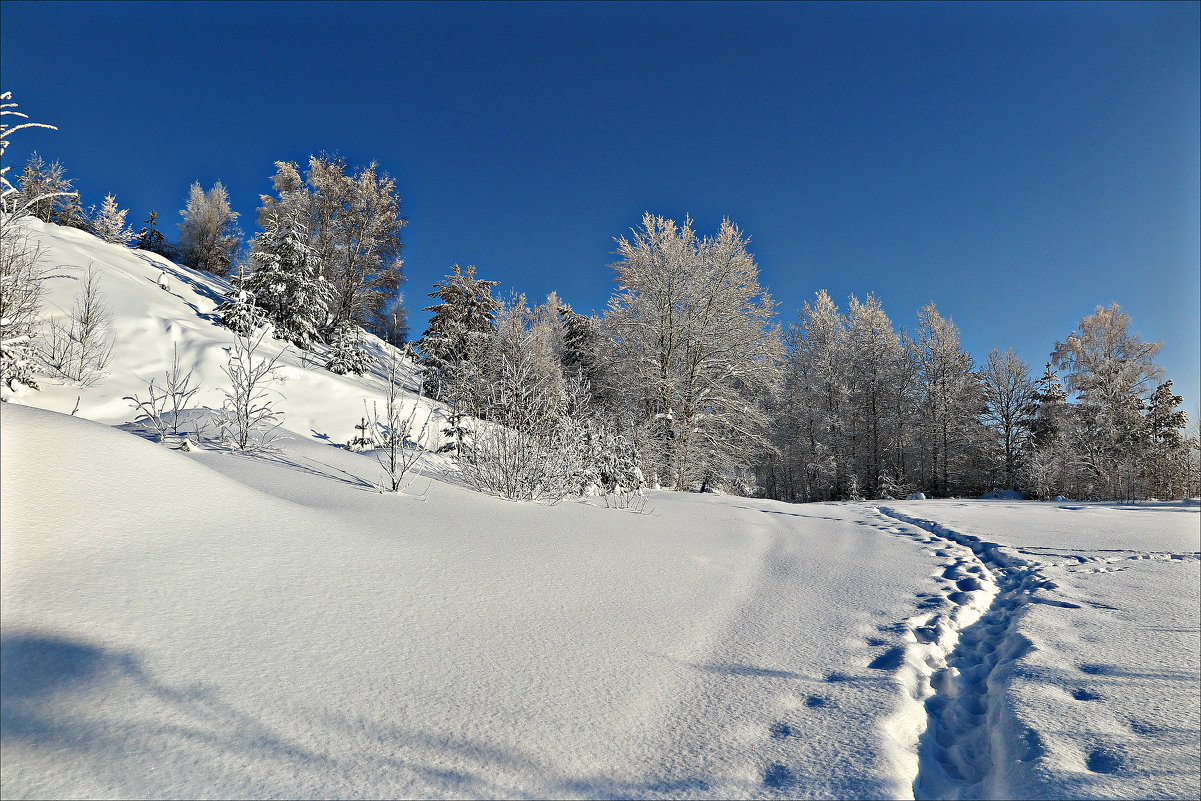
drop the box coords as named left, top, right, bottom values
left=3, top=217, right=441, bottom=450
left=2, top=221, right=1200, bottom=799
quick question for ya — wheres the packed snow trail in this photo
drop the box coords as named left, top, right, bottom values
left=870, top=502, right=1200, bottom=801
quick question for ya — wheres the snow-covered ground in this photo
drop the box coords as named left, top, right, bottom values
left=2, top=221, right=1199, bottom=799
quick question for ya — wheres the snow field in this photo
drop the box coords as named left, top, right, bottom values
left=2, top=405, right=936, bottom=798
left=3, top=219, right=1199, bottom=799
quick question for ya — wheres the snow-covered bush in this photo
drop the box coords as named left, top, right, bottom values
left=373, top=346, right=432, bottom=493
left=457, top=351, right=583, bottom=504
left=213, top=325, right=286, bottom=452
left=124, top=344, right=201, bottom=441
left=325, top=322, right=372, bottom=375
left=43, top=266, right=114, bottom=385
left=1, top=92, right=74, bottom=395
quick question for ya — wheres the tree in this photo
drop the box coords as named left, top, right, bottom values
left=911, top=303, right=985, bottom=496
left=258, top=157, right=407, bottom=338
left=1, top=93, right=76, bottom=394
left=417, top=264, right=500, bottom=403
left=1052, top=304, right=1164, bottom=498
left=373, top=344, right=431, bottom=492
left=177, top=180, right=241, bottom=276
left=135, top=210, right=167, bottom=254
left=325, top=321, right=372, bottom=375
left=214, top=325, right=286, bottom=451
left=90, top=193, right=134, bottom=244
left=980, top=348, right=1035, bottom=489
left=13, top=151, right=85, bottom=226
left=242, top=211, right=329, bottom=348
left=1142, top=381, right=1189, bottom=499
left=604, top=214, right=783, bottom=491
left=44, top=266, right=114, bottom=385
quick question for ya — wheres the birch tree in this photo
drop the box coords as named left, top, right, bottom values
left=604, top=214, right=782, bottom=491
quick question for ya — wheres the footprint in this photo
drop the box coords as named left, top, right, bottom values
left=867, top=646, right=905, bottom=671
left=804, top=695, right=828, bottom=708
left=1079, top=663, right=1112, bottom=676
left=769, top=722, right=794, bottom=739
left=763, top=763, right=797, bottom=789
left=1086, top=747, right=1125, bottom=774
left=866, top=637, right=888, bottom=647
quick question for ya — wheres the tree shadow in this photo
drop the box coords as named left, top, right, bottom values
left=2, top=631, right=733, bottom=798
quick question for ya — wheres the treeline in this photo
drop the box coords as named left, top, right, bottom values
left=3, top=94, right=1195, bottom=502
left=413, top=213, right=1198, bottom=503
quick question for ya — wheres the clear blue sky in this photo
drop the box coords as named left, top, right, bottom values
left=3, top=1, right=1198, bottom=410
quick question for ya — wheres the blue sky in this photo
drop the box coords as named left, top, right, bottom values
left=3, top=0, right=1198, bottom=410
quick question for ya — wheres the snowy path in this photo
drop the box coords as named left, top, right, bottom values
left=871, top=502, right=1200, bottom=800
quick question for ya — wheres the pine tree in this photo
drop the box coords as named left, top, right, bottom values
left=1142, top=381, right=1189, bottom=499
left=135, top=210, right=167, bottom=254
left=91, top=193, right=134, bottom=244
left=242, top=212, right=329, bottom=348
left=417, top=264, right=500, bottom=402
left=216, top=263, right=265, bottom=336
left=325, top=322, right=372, bottom=375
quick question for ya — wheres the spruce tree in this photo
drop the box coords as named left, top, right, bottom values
left=325, top=322, right=372, bottom=375
left=242, top=212, right=329, bottom=349
left=417, top=264, right=500, bottom=402
left=135, top=211, right=167, bottom=254
left=91, top=193, right=134, bottom=244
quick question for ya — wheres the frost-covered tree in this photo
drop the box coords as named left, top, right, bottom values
left=178, top=180, right=241, bottom=276
left=325, top=321, right=372, bottom=375
left=216, top=261, right=265, bottom=336
left=241, top=211, right=329, bottom=348
left=90, top=193, right=134, bottom=244
left=214, top=325, right=287, bottom=452
left=418, top=264, right=500, bottom=402
left=604, top=214, right=782, bottom=491
left=13, top=151, right=85, bottom=227
left=911, top=303, right=985, bottom=496
left=1051, top=304, right=1164, bottom=498
left=257, top=157, right=406, bottom=338
left=2, top=93, right=75, bottom=394
left=135, top=210, right=167, bottom=254
left=980, top=348, right=1036, bottom=489
left=44, top=266, right=114, bottom=385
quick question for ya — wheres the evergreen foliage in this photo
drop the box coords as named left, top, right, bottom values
left=90, top=193, right=134, bottom=244
left=241, top=212, right=329, bottom=348
left=325, top=322, right=372, bottom=375
left=417, top=264, right=500, bottom=402
left=135, top=211, right=168, bottom=254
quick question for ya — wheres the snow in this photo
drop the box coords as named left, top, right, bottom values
left=3, top=221, right=1200, bottom=799
left=874, top=500, right=1200, bottom=800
